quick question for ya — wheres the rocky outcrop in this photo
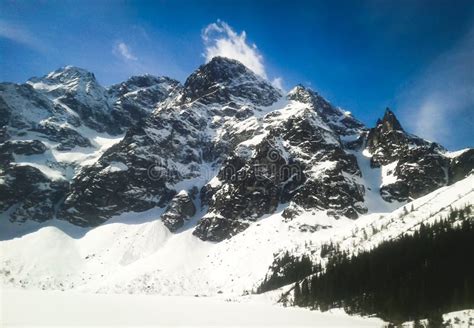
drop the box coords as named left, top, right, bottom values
left=449, top=149, right=474, bottom=184
left=193, top=85, right=366, bottom=241
left=108, top=75, right=182, bottom=127
left=161, top=190, right=197, bottom=232
left=59, top=57, right=280, bottom=228
left=366, top=108, right=439, bottom=167
left=379, top=146, right=450, bottom=202
left=0, top=67, right=178, bottom=223
left=28, top=66, right=120, bottom=134
left=181, top=56, right=281, bottom=106
left=366, top=109, right=455, bottom=202
left=0, top=140, right=47, bottom=156
left=287, top=85, right=364, bottom=136
left=0, top=165, right=68, bottom=222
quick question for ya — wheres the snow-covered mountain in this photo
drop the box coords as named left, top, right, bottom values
left=0, top=57, right=473, bottom=308
left=0, top=66, right=179, bottom=223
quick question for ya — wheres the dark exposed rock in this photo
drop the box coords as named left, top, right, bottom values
left=59, top=58, right=279, bottom=229
left=59, top=95, right=119, bottom=134
left=193, top=85, right=366, bottom=241
left=58, top=113, right=206, bottom=226
left=161, top=191, right=196, bottom=232
left=193, top=215, right=249, bottom=242
left=380, top=146, right=450, bottom=202
left=282, top=203, right=304, bottom=221
left=0, top=140, right=47, bottom=156
left=0, top=95, right=12, bottom=127
left=108, top=75, right=182, bottom=128
left=59, top=141, right=177, bottom=226
left=0, top=165, right=68, bottom=222
left=287, top=85, right=365, bottom=136
left=449, top=149, right=474, bottom=184
left=366, top=108, right=438, bottom=167
left=395, top=147, right=449, bottom=199
left=181, top=56, right=281, bottom=106
left=298, top=223, right=331, bottom=233
left=366, top=109, right=453, bottom=202
left=0, top=65, right=181, bottom=225
left=28, top=66, right=181, bottom=135
left=32, top=124, right=92, bottom=150
left=28, top=66, right=119, bottom=133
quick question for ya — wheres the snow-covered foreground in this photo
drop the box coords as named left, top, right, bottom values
left=0, top=173, right=472, bottom=326
left=1, top=289, right=384, bottom=327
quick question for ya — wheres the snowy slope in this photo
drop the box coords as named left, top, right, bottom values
left=268, top=174, right=474, bottom=273
left=1, top=173, right=471, bottom=297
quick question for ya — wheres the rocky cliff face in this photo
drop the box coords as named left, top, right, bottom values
left=59, top=57, right=282, bottom=228
left=364, top=108, right=470, bottom=202
left=366, top=108, right=439, bottom=166
left=194, top=85, right=366, bottom=241
left=1, top=58, right=472, bottom=241
left=448, top=149, right=474, bottom=184
left=0, top=67, right=179, bottom=223
left=108, top=75, right=182, bottom=128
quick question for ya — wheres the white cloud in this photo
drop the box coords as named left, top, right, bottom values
left=202, top=20, right=268, bottom=79
left=113, top=42, right=138, bottom=61
left=0, top=19, right=47, bottom=53
left=397, top=24, right=474, bottom=146
left=271, top=77, right=284, bottom=90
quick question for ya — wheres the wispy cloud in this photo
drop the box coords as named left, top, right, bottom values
left=271, top=77, right=284, bottom=90
left=113, top=41, right=138, bottom=61
left=397, top=24, right=474, bottom=147
left=202, top=20, right=268, bottom=78
left=0, top=19, right=47, bottom=53
left=202, top=20, right=284, bottom=90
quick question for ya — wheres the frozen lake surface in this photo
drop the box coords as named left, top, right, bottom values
left=1, top=289, right=384, bottom=327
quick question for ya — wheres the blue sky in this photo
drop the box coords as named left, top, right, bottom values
left=1, top=0, right=473, bottom=149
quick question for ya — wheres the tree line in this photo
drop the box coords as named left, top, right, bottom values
left=292, top=205, right=473, bottom=324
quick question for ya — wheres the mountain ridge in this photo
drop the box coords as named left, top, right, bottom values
left=0, top=57, right=472, bottom=243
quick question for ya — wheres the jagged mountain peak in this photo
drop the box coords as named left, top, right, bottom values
left=376, top=107, right=404, bottom=132
left=2, top=59, right=472, bottom=247
left=364, top=106, right=459, bottom=202
left=287, top=84, right=365, bottom=136
left=27, top=65, right=106, bottom=103
left=287, top=83, right=343, bottom=116
left=367, top=107, right=424, bottom=166
left=117, top=74, right=178, bottom=89
left=29, top=65, right=98, bottom=86
left=181, top=56, right=281, bottom=106
left=287, top=84, right=318, bottom=103
left=189, top=56, right=258, bottom=82
left=49, top=65, right=94, bottom=78
left=108, top=74, right=181, bottom=99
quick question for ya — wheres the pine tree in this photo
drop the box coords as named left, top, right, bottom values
left=310, top=275, right=317, bottom=298
left=301, top=278, right=310, bottom=306
left=285, top=207, right=473, bottom=322
left=293, top=282, right=301, bottom=306
left=427, top=311, right=444, bottom=328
